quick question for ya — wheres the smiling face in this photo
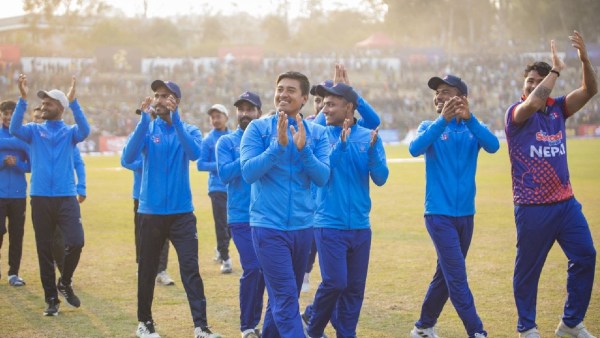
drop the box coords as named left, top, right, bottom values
left=152, top=86, right=179, bottom=116
left=40, top=97, right=64, bottom=120
left=209, top=110, right=228, bottom=131
left=323, top=95, right=353, bottom=126
left=274, top=77, right=308, bottom=117
left=433, top=83, right=462, bottom=114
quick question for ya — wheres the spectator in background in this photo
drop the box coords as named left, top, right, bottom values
left=0, top=100, right=30, bottom=287
left=197, top=104, right=232, bottom=274
left=505, top=31, right=597, bottom=338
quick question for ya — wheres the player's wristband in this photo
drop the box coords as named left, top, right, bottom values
left=550, top=69, right=560, bottom=77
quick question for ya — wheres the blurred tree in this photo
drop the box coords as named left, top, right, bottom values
left=261, top=14, right=290, bottom=53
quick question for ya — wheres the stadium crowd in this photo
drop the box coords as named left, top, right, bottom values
left=1, top=52, right=598, bottom=151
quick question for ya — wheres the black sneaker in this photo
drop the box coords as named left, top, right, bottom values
left=44, top=297, right=60, bottom=316
left=57, top=277, right=81, bottom=308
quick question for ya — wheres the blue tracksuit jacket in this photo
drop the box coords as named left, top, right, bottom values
left=197, top=128, right=229, bottom=193
left=314, top=124, right=388, bottom=229
left=409, top=114, right=499, bottom=216
left=10, top=98, right=90, bottom=197
left=121, top=151, right=143, bottom=200
left=0, top=125, right=30, bottom=198
left=216, top=128, right=249, bottom=224
left=240, top=114, right=330, bottom=230
left=122, top=110, right=202, bottom=215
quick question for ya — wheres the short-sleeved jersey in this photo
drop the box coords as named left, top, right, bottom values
left=505, top=96, right=573, bottom=205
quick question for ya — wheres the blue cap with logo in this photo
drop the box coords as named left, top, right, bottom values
left=427, top=74, right=468, bottom=96
left=234, top=91, right=262, bottom=109
left=315, top=82, right=358, bottom=108
left=151, top=80, right=182, bottom=98
left=310, top=79, right=333, bottom=96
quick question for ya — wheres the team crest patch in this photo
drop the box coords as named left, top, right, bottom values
left=152, top=135, right=161, bottom=143
left=441, top=133, right=448, bottom=140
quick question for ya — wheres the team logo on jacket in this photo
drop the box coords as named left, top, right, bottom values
left=152, top=135, right=160, bottom=143
left=550, top=111, right=559, bottom=120
left=441, top=133, right=448, bottom=140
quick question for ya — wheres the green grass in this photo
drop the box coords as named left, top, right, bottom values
left=0, top=139, right=599, bottom=337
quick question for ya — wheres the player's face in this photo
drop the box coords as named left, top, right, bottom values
left=40, top=97, right=64, bottom=121
left=323, top=95, right=352, bottom=126
left=209, top=110, right=228, bottom=130
left=274, top=78, right=307, bottom=115
left=522, top=70, right=545, bottom=99
left=236, top=101, right=261, bottom=130
left=153, top=86, right=176, bottom=116
left=1, top=109, right=12, bottom=128
left=433, top=84, right=461, bottom=114
left=313, top=95, right=324, bottom=115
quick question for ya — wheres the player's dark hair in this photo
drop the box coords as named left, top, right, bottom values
left=524, top=61, right=552, bottom=77
left=0, top=100, right=16, bottom=112
left=276, top=71, right=310, bottom=96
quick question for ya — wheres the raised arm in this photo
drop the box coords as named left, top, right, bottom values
left=172, top=109, right=202, bottom=161
left=408, top=119, right=445, bottom=157
left=465, top=114, right=500, bottom=154
left=513, top=40, right=564, bottom=124
left=368, top=133, right=389, bottom=186
left=9, top=75, right=33, bottom=142
left=122, top=112, right=151, bottom=164
left=565, top=30, right=598, bottom=116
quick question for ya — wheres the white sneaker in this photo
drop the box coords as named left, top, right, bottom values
left=474, top=334, right=486, bottom=338
left=213, top=248, right=222, bottom=263
left=301, top=272, right=310, bottom=293
left=241, top=328, right=260, bottom=338
left=194, top=326, right=222, bottom=338
left=220, top=258, right=232, bottom=274
left=136, top=321, right=161, bottom=338
left=155, top=271, right=175, bottom=286
left=410, top=325, right=439, bottom=338
left=519, top=327, right=540, bottom=338
left=556, top=320, right=596, bottom=338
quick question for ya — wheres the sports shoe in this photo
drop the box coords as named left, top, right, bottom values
left=194, top=326, right=222, bottom=338
left=8, top=275, right=26, bottom=286
left=519, top=327, right=541, bottom=338
left=57, top=277, right=81, bottom=308
left=155, top=271, right=175, bottom=286
left=136, top=321, right=160, bottom=338
left=241, top=328, right=259, bottom=338
left=474, top=333, right=487, bottom=338
left=220, top=258, right=232, bottom=274
left=301, top=272, right=310, bottom=293
left=555, top=320, right=596, bottom=338
left=410, top=325, right=439, bottom=338
left=213, top=248, right=222, bottom=263
left=43, top=297, right=60, bottom=316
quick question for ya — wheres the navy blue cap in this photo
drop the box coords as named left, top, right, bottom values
left=427, top=75, right=468, bottom=96
left=310, top=79, right=333, bottom=96
left=151, top=80, right=182, bottom=98
left=234, top=91, right=262, bottom=109
left=315, top=83, right=358, bottom=108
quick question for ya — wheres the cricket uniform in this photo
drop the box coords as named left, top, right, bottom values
left=10, top=97, right=89, bottom=301
left=240, top=114, right=330, bottom=338
left=198, top=128, right=231, bottom=261
left=0, top=124, right=30, bottom=278
left=409, top=114, right=499, bottom=337
left=505, top=96, right=596, bottom=332
left=122, top=110, right=210, bottom=328
left=217, top=127, right=265, bottom=333
left=305, top=122, right=388, bottom=338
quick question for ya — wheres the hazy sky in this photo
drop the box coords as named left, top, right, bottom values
left=1, top=0, right=378, bottom=19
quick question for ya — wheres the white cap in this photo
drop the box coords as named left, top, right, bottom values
left=207, top=104, right=229, bottom=117
left=37, top=89, right=69, bottom=111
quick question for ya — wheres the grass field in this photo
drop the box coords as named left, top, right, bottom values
left=0, top=139, right=599, bottom=338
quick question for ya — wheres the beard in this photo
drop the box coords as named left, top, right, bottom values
left=239, top=116, right=252, bottom=130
